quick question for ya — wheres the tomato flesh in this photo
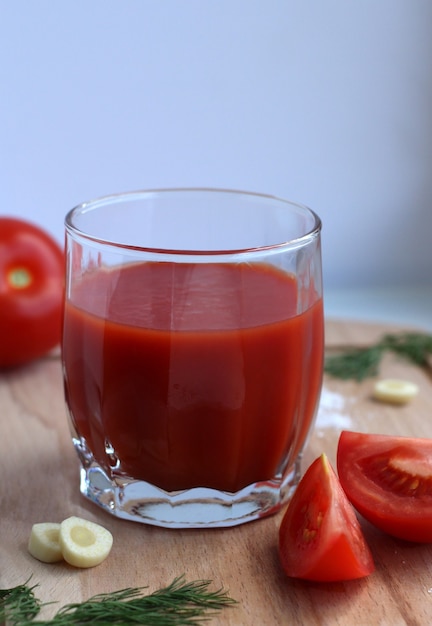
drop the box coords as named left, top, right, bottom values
left=0, top=217, right=64, bottom=367
left=337, top=431, right=432, bottom=542
left=278, top=454, right=374, bottom=582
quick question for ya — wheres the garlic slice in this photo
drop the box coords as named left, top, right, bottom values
left=59, top=516, right=113, bottom=568
left=373, top=379, right=419, bottom=405
left=28, top=522, right=63, bottom=563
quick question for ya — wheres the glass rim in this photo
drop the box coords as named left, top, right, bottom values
left=65, top=187, right=322, bottom=256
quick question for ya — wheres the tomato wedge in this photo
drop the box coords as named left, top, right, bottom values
left=278, top=454, right=374, bottom=582
left=0, top=217, right=64, bottom=367
left=337, top=431, right=432, bottom=543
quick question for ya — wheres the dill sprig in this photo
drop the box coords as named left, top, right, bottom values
left=325, top=331, right=432, bottom=381
left=0, top=580, right=42, bottom=625
left=1, top=576, right=237, bottom=626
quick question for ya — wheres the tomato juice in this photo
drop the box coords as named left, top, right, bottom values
left=62, top=261, right=323, bottom=493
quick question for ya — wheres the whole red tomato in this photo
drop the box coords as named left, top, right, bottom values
left=0, top=217, right=64, bottom=368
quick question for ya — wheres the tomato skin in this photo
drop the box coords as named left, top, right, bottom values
left=337, top=431, right=432, bottom=543
left=0, top=217, right=64, bottom=368
left=278, top=454, right=374, bottom=582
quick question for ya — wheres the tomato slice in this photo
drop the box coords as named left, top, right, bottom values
left=278, top=454, right=374, bottom=582
left=0, top=217, right=64, bottom=367
left=337, top=431, right=432, bottom=543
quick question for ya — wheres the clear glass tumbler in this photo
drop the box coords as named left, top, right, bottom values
left=62, top=188, right=324, bottom=528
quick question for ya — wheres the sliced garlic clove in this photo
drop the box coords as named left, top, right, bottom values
left=28, top=522, right=63, bottom=563
left=59, top=516, right=113, bottom=568
left=373, top=379, right=419, bottom=405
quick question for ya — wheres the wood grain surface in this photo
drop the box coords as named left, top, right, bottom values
left=1, top=319, right=432, bottom=625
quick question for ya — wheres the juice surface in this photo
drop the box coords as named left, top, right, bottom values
left=63, top=262, right=323, bottom=492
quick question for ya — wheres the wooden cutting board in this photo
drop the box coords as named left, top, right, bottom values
left=1, top=319, right=432, bottom=625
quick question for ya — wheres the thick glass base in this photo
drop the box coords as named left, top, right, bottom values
left=76, top=455, right=302, bottom=529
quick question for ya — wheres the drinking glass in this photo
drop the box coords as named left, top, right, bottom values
left=62, top=188, right=324, bottom=528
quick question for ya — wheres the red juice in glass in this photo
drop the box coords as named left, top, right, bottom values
left=63, top=261, right=323, bottom=493
left=63, top=189, right=324, bottom=528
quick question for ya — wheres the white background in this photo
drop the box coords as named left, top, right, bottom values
left=2, top=1, right=432, bottom=297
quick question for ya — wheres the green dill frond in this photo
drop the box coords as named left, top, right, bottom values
left=325, top=345, right=383, bottom=381
left=0, top=580, right=42, bottom=625
left=1, top=576, right=237, bottom=626
left=325, top=331, right=432, bottom=381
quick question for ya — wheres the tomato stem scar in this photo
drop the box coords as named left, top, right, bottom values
left=7, top=267, right=32, bottom=289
